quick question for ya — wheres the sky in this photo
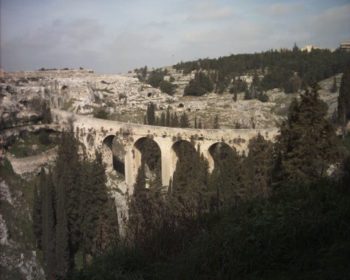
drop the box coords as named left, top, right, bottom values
left=1, top=0, right=350, bottom=73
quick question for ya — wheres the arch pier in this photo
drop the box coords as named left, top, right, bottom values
left=52, top=109, right=278, bottom=195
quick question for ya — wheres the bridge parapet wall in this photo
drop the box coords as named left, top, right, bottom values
left=52, top=109, right=279, bottom=193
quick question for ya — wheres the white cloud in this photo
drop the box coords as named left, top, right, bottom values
left=305, top=4, right=350, bottom=46
left=187, top=0, right=234, bottom=21
left=267, top=2, right=304, bottom=16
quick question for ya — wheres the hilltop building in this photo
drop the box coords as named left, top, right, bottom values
left=340, top=41, right=350, bottom=52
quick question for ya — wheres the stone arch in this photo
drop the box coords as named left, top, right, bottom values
left=102, top=135, right=125, bottom=176
left=172, top=139, right=196, bottom=157
left=171, top=140, right=197, bottom=174
left=132, top=137, right=162, bottom=189
left=207, top=142, right=236, bottom=172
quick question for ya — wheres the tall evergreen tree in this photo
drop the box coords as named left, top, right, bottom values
left=277, top=88, right=339, bottom=184
left=243, top=134, right=273, bottom=198
left=55, top=129, right=81, bottom=257
left=331, top=76, right=338, bottom=93
left=171, top=113, right=179, bottom=127
left=160, top=112, right=166, bottom=126
left=32, top=177, right=43, bottom=250
left=146, top=103, right=156, bottom=125
left=208, top=144, right=241, bottom=210
left=79, top=152, right=117, bottom=263
left=93, top=197, right=119, bottom=256
left=180, top=112, right=190, bottom=128
left=338, top=69, right=350, bottom=126
left=170, top=143, right=209, bottom=218
left=52, top=127, right=81, bottom=277
left=55, top=172, right=70, bottom=279
left=166, top=107, right=171, bottom=127
left=213, top=115, right=220, bottom=129
left=41, top=170, right=56, bottom=279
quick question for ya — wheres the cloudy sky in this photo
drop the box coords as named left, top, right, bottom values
left=1, top=0, right=350, bottom=73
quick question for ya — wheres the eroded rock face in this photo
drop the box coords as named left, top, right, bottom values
left=1, top=69, right=340, bottom=132
left=1, top=69, right=178, bottom=129
left=0, top=179, right=45, bottom=280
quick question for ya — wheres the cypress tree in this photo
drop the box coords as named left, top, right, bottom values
left=41, top=170, right=56, bottom=279
left=338, top=69, right=350, bottom=126
left=160, top=112, right=166, bottom=126
left=180, top=112, right=190, bottom=128
left=213, top=114, right=220, bottom=129
left=55, top=130, right=81, bottom=256
left=128, top=162, right=147, bottom=244
left=53, top=128, right=81, bottom=275
left=93, top=197, right=119, bottom=256
left=55, top=173, right=70, bottom=279
left=208, top=144, right=241, bottom=210
left=171, top=143, right=209, bottom=218
left=79, top=152, right=116, bottom=262
left=243, top=134, right=273, bottom=198
left=172, top=113, right=179, bottom=127
left=331, top=76, right=337, bottom=93
left=166, top=107, right=171, bottom=127
left=198, top=118, right=203, bottom=129
left=146, top=103, right=156, bottom=125
left=32, top=177, right=43, bottom=250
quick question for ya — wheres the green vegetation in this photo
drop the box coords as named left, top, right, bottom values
left=135, top=67, right=177, bottom=95
left=159, top=80, right=176, bottom=95
left=144, top=103, right=191, bottom=128
left=338, top=68, right=350, bottom=125
left=184, top=71, right=213, bottom=96
left=25, top=74, right=350, bottom=279
left=8, top=130, right=58, bottom=158
left=175, top=47, right=350, bottom=95
left=93, top=107, right=110, bottom=119
left=276, top=87, right=340, bottom=184
left=73, top=86, right=350, bottom=280
left=32, top=128, right=119, bottom=279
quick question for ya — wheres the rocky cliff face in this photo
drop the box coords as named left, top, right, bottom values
left=1, top=69, right=177, bottom=128
left=1, top=68, right=339, bottom=132
left=0, top=162, right=45, bottom=280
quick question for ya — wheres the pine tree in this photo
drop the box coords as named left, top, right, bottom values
left=277, top=88, right=340, bottom=184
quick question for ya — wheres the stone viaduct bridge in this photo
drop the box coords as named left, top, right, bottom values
left=52, top=110, right=279, bottom=194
